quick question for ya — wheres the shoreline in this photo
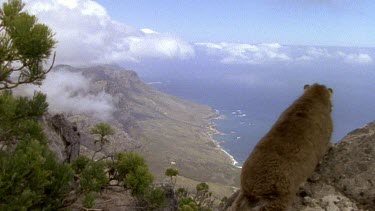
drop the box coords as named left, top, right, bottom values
left=207, top=109, right=242, bottom=169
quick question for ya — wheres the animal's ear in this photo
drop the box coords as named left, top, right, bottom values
left=328, top=88, right=333, bottom=94
left=304, top=84, right=310, bottom=90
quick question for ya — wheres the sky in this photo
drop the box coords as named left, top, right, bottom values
left=95, top=0, right=375, bottom=47
left=0, top=0, right=370, bottom=66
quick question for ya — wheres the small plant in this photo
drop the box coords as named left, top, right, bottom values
left=175, top=187, right=189, bottom=198
left=143, top=187, right=166, bottom=209
left=194, top=183, right=214, bottom=210
left=165, top=168, right=179, bottom=187
left=82, top=192, right=96, bottom=208
left=90, top=123, right=114, bottom=160
left=178, top=197, right=198, bottom=210
left=80, top=161, right=108, bottom=193
left=115, top=151, right=153, bottom=195
left=71, top=155, right=91, bottom=174
left=180, top=204, right=197, bottom=211
left=218, top=196, right=228, bottom=210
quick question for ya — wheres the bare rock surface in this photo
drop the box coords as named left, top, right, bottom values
left=42, top=113, right=80, bottom=162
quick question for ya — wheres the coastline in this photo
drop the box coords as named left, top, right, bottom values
left=207, top=109, right=242, bottom=168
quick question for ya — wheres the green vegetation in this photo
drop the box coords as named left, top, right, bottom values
left=80, top=160, right=108, bottom=193
left=165, top=168, right=179, bottom=177
left=82, top=192, right=95, bottom=209
left=0, top=1, right=74, bottom=210
left=0, top=90, right=47, bottom=146
left=168, top=169, right=219, bottom=211
left=165, top=167, right=179, bottom=188
left=0, top=0, right=56, bottom=90
left=143, top=187, right=167, bottom=209
left=90, top=122, right=114, bottom=160
left=0, top=139, right=73, bottom=210
left=71, top=155, right=91, bottom=174
left=0, top=1, right=162, bottom=209
left=115, top=151, right=154, bottom=195
left=70, top=123, right=161, bottom=209
left=164, top=167, right=222, bottom=210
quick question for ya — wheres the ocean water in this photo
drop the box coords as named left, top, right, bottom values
left=135, top=61, right=375, bottom=166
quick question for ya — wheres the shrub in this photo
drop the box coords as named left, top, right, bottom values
left=176, top=187, right=189, bottom=198
left=80, top=161, right=108, bottom=193
left=180, top=204, right=196, bottom=211
left=124, top=165, right=153, bottom=195
left=0, top=139, right=73, bottom=210
left=82, top=192, right=95, bottom=208
left=178, top=196, right=197, bottom=209
left=196, top=182, right=209, bottom=193
left=0, top=91, right=48, bottom=146
left=143, top=187, right=166, bottom=209
left=165, top=168, right=179, bottom=177
left=115, top=151, right=153, bottom=195
left=71, top=155, right=91, bottom=174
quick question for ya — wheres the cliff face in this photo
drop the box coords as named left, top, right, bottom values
left=42, top=114, right=80, bottom=163
left=51, top=65, right=240, bottom=189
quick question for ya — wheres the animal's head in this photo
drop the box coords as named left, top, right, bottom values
left=304, top=83, right=333, bottom=111
left=304, top=83, right=333, bottom=95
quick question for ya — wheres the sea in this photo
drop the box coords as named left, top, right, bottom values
left=133, top=58, right=375, bottom=167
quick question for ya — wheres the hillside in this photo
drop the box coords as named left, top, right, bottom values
left=51, top=65, right=240, bottom=190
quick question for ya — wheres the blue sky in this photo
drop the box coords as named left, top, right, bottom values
left=96, top=0, right=375, bottom=47
left=13, top=0, right=373, bottom=65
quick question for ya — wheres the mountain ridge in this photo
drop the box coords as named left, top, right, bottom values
left=52, top=64, right=240, bottom=190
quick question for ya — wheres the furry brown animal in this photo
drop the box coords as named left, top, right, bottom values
left=232, top=84, right=333, bottom=211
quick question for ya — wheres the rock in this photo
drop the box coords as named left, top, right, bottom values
left=292, top=121, right=375, bottom=211
left=159, top=182, right=178, bottom=211
left=42, top=114, right=81, bottom=162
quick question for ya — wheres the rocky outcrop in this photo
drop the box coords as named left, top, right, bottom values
left=42, top=114, right=80, bottom=162
left=225, top=121, right=375, bottom=211
left=292, top=120, right=375, bottom=211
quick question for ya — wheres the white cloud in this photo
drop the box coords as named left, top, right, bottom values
left=13, top=69, right=116, bottom=120
left=17, top=0, right=194, bottom=65
left=335, top=51, right=372, bottom=64
left=306, top=47, right=331, bottom=58
left=297, top=47, right=373, bottom=64
left=141, top=28, right=159, bottom=34
left=296, top=55, right=314, bottom=61
left=196, top=42, right=291, bottom=64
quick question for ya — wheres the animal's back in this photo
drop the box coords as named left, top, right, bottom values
left=233, top=84, right=333, bottom=211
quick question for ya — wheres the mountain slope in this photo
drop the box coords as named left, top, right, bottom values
left=55, top=65, right=240, bottom=187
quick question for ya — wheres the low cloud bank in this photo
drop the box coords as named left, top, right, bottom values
left=196, top=42, right=291, bottom=64
left=296, top=47, right=373, bottom=64
left=197, top=43, right=373, bottom=65
left=14, top=69, right=115, bottom=120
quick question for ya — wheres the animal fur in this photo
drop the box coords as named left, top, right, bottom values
left=232, top=84, right=333, bottom=211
